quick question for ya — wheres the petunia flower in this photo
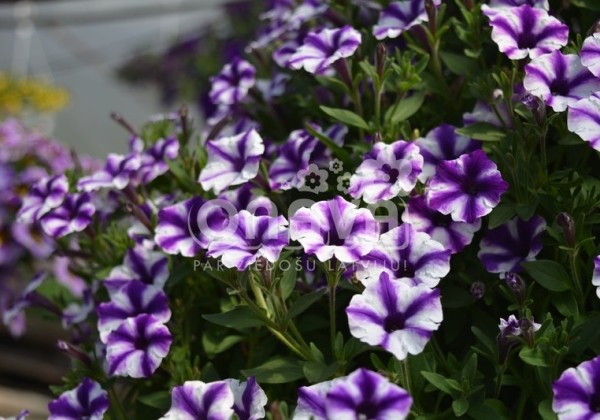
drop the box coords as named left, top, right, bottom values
left=289, top=196, right=379, bottom=263
left=591, top=256, right=600, bottom=299
left=161, top=380, right=235, bottom=420
left=347, top=272, right=443, bottom=360
left=294, top=368, right=413, bottom=420
left=97, top=280, right=171, bottom=343
left=552, top=356, right=600, bottom=420
left=62, top=285, right=96, bottom=328
left=198, top=129, right=265, bottom=194
left=477, top=215, right=546, bottom=274
left=356, top=223, right=451, bottom=287
left=581, top=33, right=600, bottom=78
left=16, top=174, right=68, bottom=223
left=348, top=140, right=423, bottom=204
left=40, top=193, right=96, bottom=238
left=523, top=51, right=600, bottom=112
left=77, top=153, right=141, bottom=192
left=483, top=0, right=549, bottom=11
left=401, top=195, right=481, bottom=254
left=567, top=93, right=600, bottom=152
left=219, top=183, right=275, bottom=216
left=224, top=377, right=268, bottom=420
left=106, top=314, right=172, bottom=378
left=2, top=272, right=49, bottom=334
left=269, top=129, right=322, bottom=191
left=48, top=377, right=109, bottom=420
left=209, top=58, right=256, bottom=106
left=11, top=223, right=55, bottom=258
left=288, top=26, right=362, bottom=74
left=207, top=210, right=289, bottom=270
left=426, top=150, right=508, bottom=223
left=137, top=137, right=180, bottom=184
left=484, top=5, right=568, bottom=60
left=104, top=245, right=170, bottom=289
left=498, top=314, right=522, bottom=336
left=414, top=123, right=481, bottom=182
left=373, top=0, right=441, bottom=40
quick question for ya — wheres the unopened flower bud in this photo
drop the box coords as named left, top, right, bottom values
left=376, top=43, right=387, bottom=78
left=505, top=272, right=526, bottom=302
left=470, top=282, right=485, bottom=300
left=521, top=94, right=546, bottom=125
left=557, top=212, right=575, bottom=247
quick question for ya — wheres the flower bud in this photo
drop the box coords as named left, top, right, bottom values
left=557, top=212, right=575, bottom=247
left=521, top=94, right=546, bottom=125
left=470, top=282, right=485, bottom=300
left=376, top=43, right=387, bottom=79
left=505, top=272, right=526, bottom=302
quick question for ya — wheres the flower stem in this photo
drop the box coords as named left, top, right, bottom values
left=108, top=386, right=128, bottom=420
left=326, top=261, right=341, bottom=357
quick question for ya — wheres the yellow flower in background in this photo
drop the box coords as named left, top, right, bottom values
left=0, top=72, right=70, bottom=116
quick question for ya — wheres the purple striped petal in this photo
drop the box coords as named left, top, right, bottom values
left=592, top=256, right=600, bottom=299
left=477, top=215, right=546, bottom=274
left=40, top=193, right=95, bottom=238
left=426, top=150, right=508, bottom=223
left=567, top=94, right=600, bottom=152
left=209, top=59, right=256, bottom=106
left=11, top=223, right=55, bottom=258
left=373, top=0, right=440, bottom=40
left=77, top=153, right=141, bottom=192
left=16, top=174, right=68, bottom=223
left=138, top=137, right=180, bottom=184
left=269, top=128, right=321, bottom=190
left=199, top=129, right=265, bottom=194
left=295, top=379, right=338, bottom=420
left=581, top=33, right=600, bottom=78
left=105, top=245, right=170, bottom=289
left=224, top=377, right=268, bottom=420
left=552, top=356, right=600, bottom=420
left=348, top=140, right=423, bottom=204
left=106, top=314, right=172, bottom=378
left=524, top=51, right=600, bottom=112
left=161, top=380, right=235, bottom=420
left=48, top=377, right=109, bottom=420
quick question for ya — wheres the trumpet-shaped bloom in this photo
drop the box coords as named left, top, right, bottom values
left=347, top=272, right=443, bottom=360
left=224, top=377, right=268, bottom=420
left=581, top=33, right=600, bottom=78
left=77, top=153, right=141, bottom=192
left=348, top=140, right=423, bottom=204
left=40, top=193, right=95, bottom=238
left=106, top=314, right=172, bottom=378
left=161, top=380, right=235, bottom=420
left=485, top=5, right=568, bottom=60
left=426, top=150, right=508, bottom=223
left=373, top=0, right=441, bottom=40
left=552, top=356, right=600, bottom=420
left=288, top=26, right=362, bottom=74
left=17, top=174, right=68, bottom=223
left=477, top=215, right=546, bottom=274
left=48, top=378, right=109, bottom=420
left=289, top=196, right=379, bottom=263
left=523, top=51, right=600, bottom=112
left=104, top=245, right=169, bottom=289
left=198, top=129, right=265, bottom=194
left=209, top=59, right=256, bottom=106
left=567, top=94, right=600, bottom=152
left=138, top=137, right=180, bottom=184
left=207, top=210, right=289, bottom=270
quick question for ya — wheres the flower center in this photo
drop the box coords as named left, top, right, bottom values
left=549, top=80, right=569, bottom=97
left=461, top=179, right=479, bottom=195
left=381, top=163, right=400, bottom=184
left=383, top=313, right=406, bottom=333
left=355, top=402, right=379, bottom=419
left=395, top=260, right=415, bottom=278
left=431, top=211, right=452, bottom=227
left=133, top=335, right=150, bottom=350
left=590, top=392, right=600, bottom=412
left=516, top=32, right=538, bottom=49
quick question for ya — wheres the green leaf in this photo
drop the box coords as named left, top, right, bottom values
left=488, top=204, right=516, bottom=229
left=385, top=91, right=426, bottom=124
left=320, top=106, right=369, bottom=130
left=570, top=0, right=600, bottom=10
left=202, top=307, right=266, bottom=329
left=278, top=263, right=298, bottom=300
left=522, top=260, right=571, bottom=292
left=440, top=51, right=477, bottom=76
left=456, top=123, right=506, bottom=142
left=302, top=361, right=340, bottom=383
left=304, top=123, right=352, bottom=166
left=241, top=356, right=305, bottom=384
left=453, top=397, right=469, bottom=417
left=138, top=391, right=171, bottom=410
left=552, top=291, right=579, bottom=318
left=202, top=331, right=243, bottom=356
left=167, top=159, right=200, bottom=193
left=519, top=346, right=550, bottom=367
left=538, top=399, right=558, bottom=419
left=421, top=371, right=462, bottom=395
left=289, top=288, right=326, bottom=318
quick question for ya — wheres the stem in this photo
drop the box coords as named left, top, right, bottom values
left=326, top=261, right=341, bottom=356
left=400, top=358, right=411, bottom=394
left=108, top=386, right=128, bottom=420
left=569, top=250, right=585, bottom=312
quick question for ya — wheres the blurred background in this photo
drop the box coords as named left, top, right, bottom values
left=0, top=0, right=264, bottom=417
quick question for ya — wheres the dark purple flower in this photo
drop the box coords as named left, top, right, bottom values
left=209, top=59, right=256, bottom=106
left=288, top=26, right=362, bottom=74
left=106, top=314, right=172, bottom=378
left=552, top=356, right=600, bottom=419
left=373, top=0, right=441, bottom=40
left=77, top=153, right=141, bottom=192
left=161, top=380, right=235, bottom=420
left=414, top=123, right=481, bottom=182
left=289, top=196, right=379, bottom=263
left=97, top=280, right=171, bottom=343
left=347, top=272, right=442, bottom=360
left=16, top=174, right=68, bottom=223
left=48, top=377, right=109, bottom=420
left=523, top=51, right=600, bottom=112
left=40, top=193, right=95, bottom=238
left=402, top=195, right=481, bottom=254
left=426, top=150, right=508, bottom=223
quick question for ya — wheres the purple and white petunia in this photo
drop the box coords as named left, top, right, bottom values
left=347, top=272, right=443, bottom=360
left=477, top=215, right=546, bottom=274
left=402, top=195, right=481, bottom=254
left=483, top=0, right=549, bottom=11
left=209, top=59, right=256, bottom=106
left=198, top=129, right=265, bottom=194
left=294, top=368, right=412, bottom=420
left=269, top=128, right=322, bottom=190
left=97, top=279, right=171, bottom=343
left=484, top=5, right=568, bottom=60
left=105, top=245, right=169, bottom=289
left=414, top=124, right=481, bottom=182
left=288, top=26, right=362, bottom=74
left=2, top=272, right=47, bottom=332
left=356, top=223, right=451, bottom=287
left=48, top=377, right=109, bottom=420
left=224, top=377, right=268, bottom=420
left=289, top=196, right=379, bottom=263
left=523, top=51, right=600, bottom=112
left=426, top=150, right=508, bottom=223
left=567, top=93, right=600, bottom=152
left=16, top=174, right=68, bottom=223
left=11, top=223, right=55, bottom=258
left=106, top=314, right=172, bottom=378
left=348, top=140, right=423, bottom=204
left=581, top=33, right=600, bottom=78
left=40, top=193, right=95, bottom=238
left=207, top=210, right=289, bottom=270
left=373, top=0, right=441, bottom=40
left=552, top=356, right=600, bottom=420
left=77, top=153, right=141, bottom=192
left=137, top=137, right=180, bottom=184
left=591, top=256, right=600, bottom=299
left=161, top=380, right=235, bottom=420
